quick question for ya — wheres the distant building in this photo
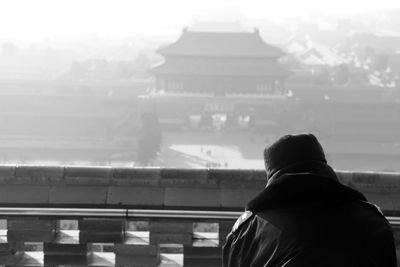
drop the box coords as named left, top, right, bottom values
left=144, top=29, right=291, bottom=132
left=150, top=28, right=290, bottom=96
left=283, top=38, right=345, bottom=68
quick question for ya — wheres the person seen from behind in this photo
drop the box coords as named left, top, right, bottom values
left=223, top=133, right=397, bottom=267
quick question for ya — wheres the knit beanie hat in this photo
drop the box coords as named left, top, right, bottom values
left=264, top=133, right=327, bottom=180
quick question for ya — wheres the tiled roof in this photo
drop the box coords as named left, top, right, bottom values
left=150, top=60, right=290, bottom=76
left=158, top=30, right=284, bottom=58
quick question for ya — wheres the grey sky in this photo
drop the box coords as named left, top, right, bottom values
left=0, top=0, right=399, bottom=40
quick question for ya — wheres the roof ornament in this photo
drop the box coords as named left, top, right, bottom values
left=254, top=28, right=260, bottom=35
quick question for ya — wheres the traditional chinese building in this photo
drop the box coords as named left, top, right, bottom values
left=151, top=28, right=290, bottom=95
left=140, top=30, right=400, bottom=171
left=145, top=29, right=292, bottom=131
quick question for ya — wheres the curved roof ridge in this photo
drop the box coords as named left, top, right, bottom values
left=158, top=30, right=284, bottom=58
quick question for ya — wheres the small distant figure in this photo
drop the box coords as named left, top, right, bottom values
left=223, top=133, right=397, bottom=267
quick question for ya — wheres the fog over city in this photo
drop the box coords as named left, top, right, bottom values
left=0, top=0, right=400, bottom=171
left=1, top=0, right=400, bottom=39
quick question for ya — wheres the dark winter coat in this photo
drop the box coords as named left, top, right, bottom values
left=223, top=161, right=397, bottom=267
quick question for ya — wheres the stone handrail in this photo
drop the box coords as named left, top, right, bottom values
left=0, top=165, right=398, bottom=266
left=0, top=208, right=232, bottom=266
left=0, top=165, right=399, bottom=213
left=0, top=207, right=397, bottom=266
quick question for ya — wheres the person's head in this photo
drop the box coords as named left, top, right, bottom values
left=264, top=133, right=327, bottom=181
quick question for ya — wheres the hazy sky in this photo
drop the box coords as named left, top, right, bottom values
left=0, top=0, right=399, bottom=40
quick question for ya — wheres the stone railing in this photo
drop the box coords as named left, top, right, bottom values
left=0, top=166, right=399, bottom=212
left=0, top=208, right=240, bottom=266
left=0, top=207, right=397, bottom=267
left=0, top=165, right=398, bottom=266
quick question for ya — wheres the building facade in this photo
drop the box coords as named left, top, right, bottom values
left=151, top=28, right=290, bottom=96
left=144, top=29, right=291, bottom=132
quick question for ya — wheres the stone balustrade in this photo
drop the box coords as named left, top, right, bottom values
left=0, top=165, right=398, bottom=266
left=0, top=207, right=396, bottom=266
left=0, top=165, right=399, bottom=212
left=0, top=208, right=239, bottom=266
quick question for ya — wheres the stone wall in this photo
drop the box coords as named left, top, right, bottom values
left=0, top=165, right=399, bottom=213
left=0, top=165, right=398, bottom=266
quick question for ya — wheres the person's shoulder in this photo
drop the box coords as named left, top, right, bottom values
left=230, top=210, right=254, bottom=234
left=361, top=201, right=384, bottom=215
